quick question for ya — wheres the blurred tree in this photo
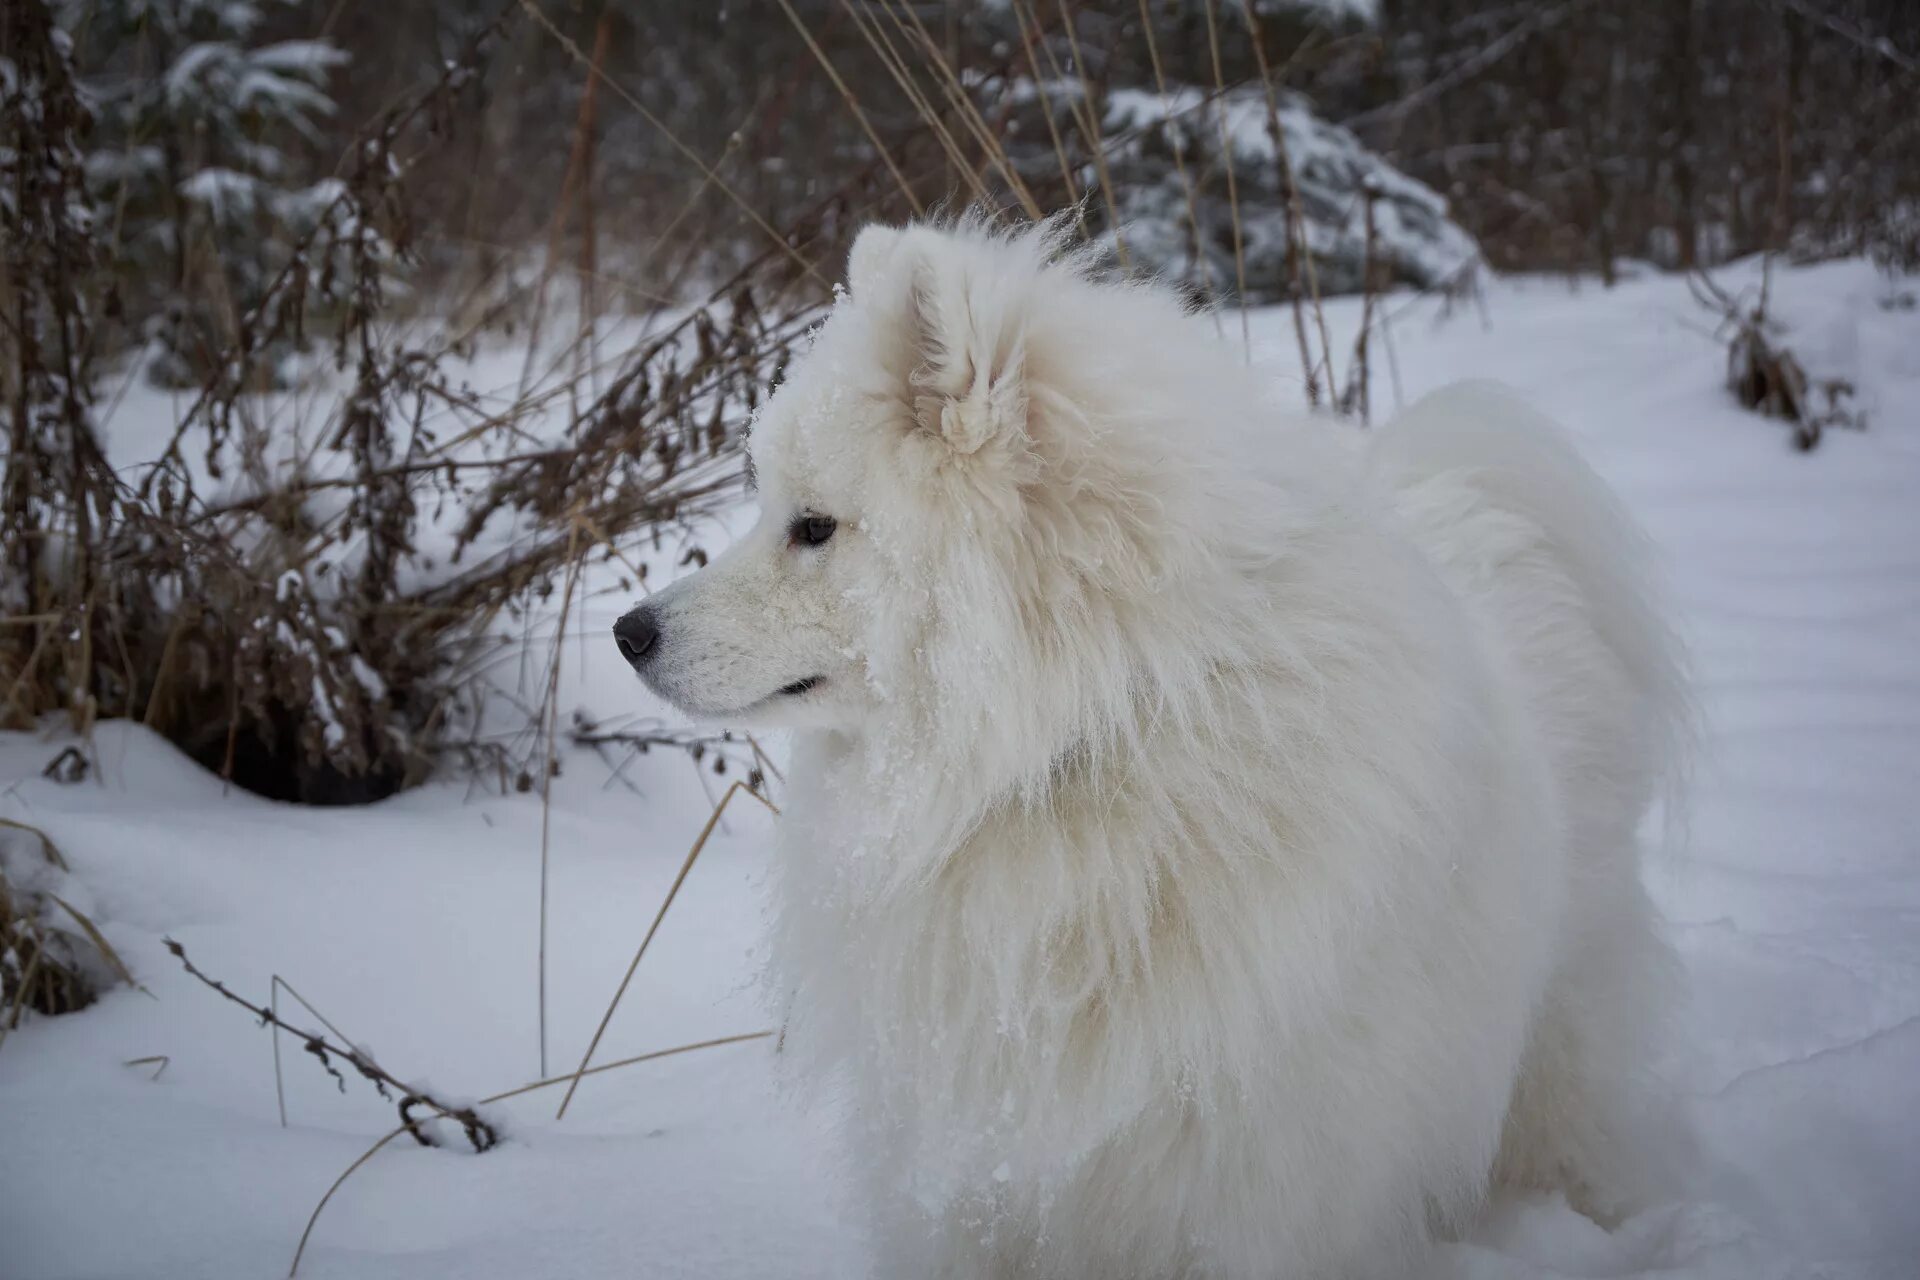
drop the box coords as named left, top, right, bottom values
left=1357, top=0, right=1920, bottom=276
left=65, top=0, right=349, bottom=384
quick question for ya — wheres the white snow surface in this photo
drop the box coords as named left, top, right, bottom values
left=3, top=258, right=1918, bottom=1279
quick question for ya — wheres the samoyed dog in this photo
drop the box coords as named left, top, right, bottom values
left=616, top=219, right=1686, bottom=1279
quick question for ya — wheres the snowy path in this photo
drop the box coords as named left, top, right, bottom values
left=2, top=260, right=1916, bottom=1278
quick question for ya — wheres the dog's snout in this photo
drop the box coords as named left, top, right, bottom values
left=613, top=607, right=661, bottom=666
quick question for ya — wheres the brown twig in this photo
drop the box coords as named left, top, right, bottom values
left=1137, top=0, right=1219, bottom=322
left=124, top=1054, right=170, bottom=1080
left=288, top=1029, right=773, bottom=1276
left=164, top=938, right=500, bottom=1152
left=1201, top=0, right=1251, bottom=353
left=1238, top=0, right=1331, bottom=399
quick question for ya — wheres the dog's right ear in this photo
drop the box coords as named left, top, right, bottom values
left=847, top=224, right=1029, bottom=458
left=847, top=224, right=904, bottom=301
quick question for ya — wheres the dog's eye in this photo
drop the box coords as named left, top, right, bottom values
left=791, top=514, right=837, bottom=547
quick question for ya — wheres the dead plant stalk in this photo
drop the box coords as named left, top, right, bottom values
left=288, top=1029, right=773, bottom=1277
left=554, top=778, right=780, bottom=1120
left=165, top=938, right=502, bottom=1153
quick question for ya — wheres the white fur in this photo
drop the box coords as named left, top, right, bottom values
left=631, top=220, right=1687, bottom=1279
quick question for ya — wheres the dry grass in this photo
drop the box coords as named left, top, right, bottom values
left=2, top=2, right=862, bottom=807
left=554, top=778, right=781, bottom=1120
left=289, top=1029, right=774, bottom=1277
left=123, top=1054, right=169, bottom=1080
left=167, top=938, right=504, bottom=1152
left=282, top=773, right=784, bottom=1274
left=1, top=816, right=145, bottom=1049
left=1691, top=263, right=1865, bottom=450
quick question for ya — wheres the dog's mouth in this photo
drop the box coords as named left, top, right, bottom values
left=647, top=673, right=828, bottom=724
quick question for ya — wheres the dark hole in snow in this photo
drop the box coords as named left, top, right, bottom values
left=182, top=711, right=405, bottom=806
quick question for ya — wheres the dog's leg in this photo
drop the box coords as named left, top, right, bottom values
left=869, top=1192, right=1038, bottom=1280
left=1493, top=844, right=1685, bottom=1224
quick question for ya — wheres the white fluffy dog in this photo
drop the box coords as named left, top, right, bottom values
left=618, top=220, right=1686, bottom=1279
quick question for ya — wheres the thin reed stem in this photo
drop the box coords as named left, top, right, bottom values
left=1201, top=0, right=1251, bottom=356
left=553, top=779, right=780, bottom=1120
left=775, top=0, right=924, bottom=216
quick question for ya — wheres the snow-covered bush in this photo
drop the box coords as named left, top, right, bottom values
left=0, top=820, right=132, bottom=1029
left=1104, top=83, right=1480, bottom=299
left=961, top=0, right=1479, bottom=305
left=4, top=0, right=892, bottom=806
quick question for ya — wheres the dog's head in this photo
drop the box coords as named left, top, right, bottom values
left=616, top=220, right=1215, bottom=776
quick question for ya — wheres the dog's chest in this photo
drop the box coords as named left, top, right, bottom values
left=775, top=794, right=1202, bottom=1172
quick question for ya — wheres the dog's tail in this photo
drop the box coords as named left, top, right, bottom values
left=1372, top=381, right=1695, bottom=1212
left=1370, top=380, right=1691, bottom=796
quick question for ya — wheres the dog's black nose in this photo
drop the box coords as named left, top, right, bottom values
left=613, top=607, right=660, bottom=666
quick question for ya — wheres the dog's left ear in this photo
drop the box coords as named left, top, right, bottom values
left=849, top=225, right=1028, bottom=456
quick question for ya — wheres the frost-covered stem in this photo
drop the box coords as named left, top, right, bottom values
left=1775, top=0, right=1918, bottom=76
left=270, top=975, right=364, bottom=1131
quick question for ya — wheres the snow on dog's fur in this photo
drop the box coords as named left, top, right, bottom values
left=622, top=219, right=1687, bottom=1278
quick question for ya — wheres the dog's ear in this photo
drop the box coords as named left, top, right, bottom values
left=847, top=224, right=904, bottom=301
left=848, top=225, right=1028, bottom=456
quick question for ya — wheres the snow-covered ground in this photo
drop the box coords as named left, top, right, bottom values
left=3, top=258, right=1917, bottom=1279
